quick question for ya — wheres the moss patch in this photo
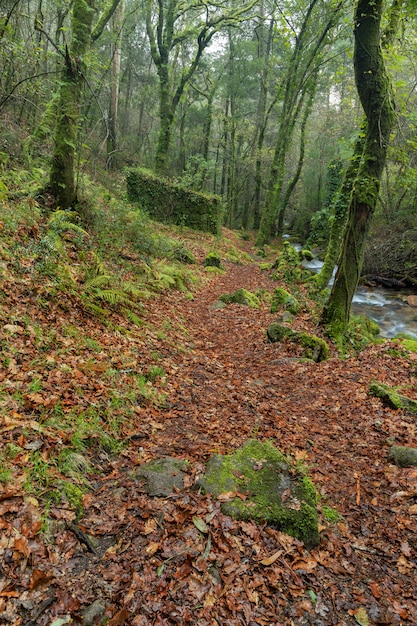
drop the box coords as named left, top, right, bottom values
left=270, top=287, right=300, bottom=315
left=198, top=439, right=319, bottom=547
left=219, top=288, right=261, bottom=309
left=203, top=252, right=223, bottom=269
left=126, top=167, right=222, bottom=234
left=369, top=381, right=417, bottom=414
left=267, top=323, right=329, bottom=362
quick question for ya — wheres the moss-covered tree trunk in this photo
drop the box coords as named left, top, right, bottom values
left=321, top=0, right=396, bottom=334
left=314, top=134, right=365, bottom=290
left=49, top=0, right=121, bottom=209
left=49, top=0, right=95, bottom=208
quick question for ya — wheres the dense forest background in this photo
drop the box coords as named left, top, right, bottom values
left=1, top=0, right=417, bottom=305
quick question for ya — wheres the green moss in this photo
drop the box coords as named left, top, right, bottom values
left=270, top=287, right=300, bottom=315
left=219, top=288, right=261, bottom=309
left=203, top=252, right=223, bottom=269
left=60, top=481, right=85, bottom=516
left=266, top=324, right=329, bottom=362
left=299, top=249, right=314, bottom=261
left=398, top=338, right=417, bottom=353
left=369, top=381, right=417, bottom=414
left=270, top=242, right=310, bottom=283
left=321, top=505, right=341, bottom=523
left=126, top=167, right=223, bottom=234
left=198, top=440, right=319, bottom=547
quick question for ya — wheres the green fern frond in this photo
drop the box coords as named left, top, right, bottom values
left=93, top=289, right=134, bottom=307
left=87, top=251, right=107, bottom=277
left=83, top=301, right=110, bottom=317
left=36, top=231, right=65, bottom=256
left=124, top=309, right=145, bottom=327
left=47, top=210, right=88, bottom=238
left=84, top=274, right=113, bottom=291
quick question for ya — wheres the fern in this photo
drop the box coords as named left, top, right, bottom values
left=124, top=309, right=145, bottom=327
left=46, top=210, right=88, bottom=239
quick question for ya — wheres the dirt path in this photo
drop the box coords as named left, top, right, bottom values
left=8, top=260, right=417, bottom=625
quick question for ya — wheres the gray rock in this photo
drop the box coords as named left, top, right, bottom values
left=135, top=457, right=188, bottom=496
left=82, top=599, right=106, bottom=625
left=388, top=445, right=417, bottom=467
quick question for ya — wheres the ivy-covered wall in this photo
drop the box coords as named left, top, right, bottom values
left=126, top=168, right=223, bottom=235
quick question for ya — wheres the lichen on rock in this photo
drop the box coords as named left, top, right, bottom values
left=198, top=439, right=319, bottom=547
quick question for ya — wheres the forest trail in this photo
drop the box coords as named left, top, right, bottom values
left=3, top=255, right=417, bottom=625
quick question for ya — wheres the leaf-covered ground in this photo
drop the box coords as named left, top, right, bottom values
left=1, top=233, right=417, bottom=625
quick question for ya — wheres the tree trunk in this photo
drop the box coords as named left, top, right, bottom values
left=107, top=0, right=124, bottom=171
left=314, top=134, right=365, bottom=290
left=321, top=0, right=396, bottom=335
left=49, top=0, right=95, bottom=208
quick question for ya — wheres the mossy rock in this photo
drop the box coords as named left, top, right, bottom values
left=198, top=440, right=319, bottom=546
left=171, top=246, right=196, bottom=264
left=134, top=457, right=188, bottom=496
left=219, top=288, right=261, bottom=309
left=369, top=381, right=417, bottom=414
left=388, top=446, right=417, bottom=467
left=299, top=249, right=314, bottom=261
left=266, top=323, right=329, bottom=362
left=203, top=252, right=223, bottom=269
left=270, top=287, right=300, bottom=315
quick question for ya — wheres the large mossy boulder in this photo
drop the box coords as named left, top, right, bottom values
left=198, top=439, right=319, bottom=547
left=267, top=323, right=329, bottom=362
left=219, top=288, right=261, bottom=309
left=270, top=287, right=300, bottom=315
left=126, top=167, right=222, bottom=234
left=369, top=381, right=417, bottom=414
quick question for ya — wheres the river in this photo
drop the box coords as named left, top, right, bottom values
left=294, top=247, right=417, bottom=339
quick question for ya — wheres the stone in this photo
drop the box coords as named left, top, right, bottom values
left=82, top=600, right=106, bottom=625
left=369, top=381, right=417, bottom=414
left=388, top=446, right=417, bottom=468
left=219, top=288, right=261, bottom=309
left=198, top=439, right=319, bottom=546
left=134, top=457, right=188, bottom=496
left=266, top=324, right=329, bottom=362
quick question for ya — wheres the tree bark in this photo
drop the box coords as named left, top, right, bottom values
left=321, top=0, right=396, bottom=335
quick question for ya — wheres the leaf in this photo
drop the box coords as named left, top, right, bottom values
left=353, top=606, right=369, bottom=626
left=193, top=516, right=209, bottom=533
left=144, top=518, right=158, bottom=535
left=368, top=581, right=382, bottom=599
left=260, top=550, right=282, bottom=566
left=145, top=541, right=160, bottom=555
left=308, top=589, right=317, bottom=604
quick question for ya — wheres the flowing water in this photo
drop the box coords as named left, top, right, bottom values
left=288, top=242, right=417, bottom=339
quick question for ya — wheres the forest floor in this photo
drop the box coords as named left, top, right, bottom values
left=1, top=226, right=417, bottom=626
